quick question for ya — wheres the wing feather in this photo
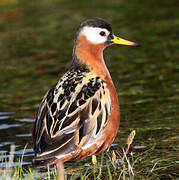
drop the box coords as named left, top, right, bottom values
left=33, top=70, right=111, bottom=158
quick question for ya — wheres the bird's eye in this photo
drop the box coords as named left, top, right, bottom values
left=100, top=31, right=106, bottom=36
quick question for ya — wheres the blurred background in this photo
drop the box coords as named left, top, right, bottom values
left=0, top=0, right=178, bottom=179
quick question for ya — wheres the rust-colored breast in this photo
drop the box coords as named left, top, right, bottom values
left=73, top=35, right=120, bottom=158
left=32, top=34, right=120, bottom=166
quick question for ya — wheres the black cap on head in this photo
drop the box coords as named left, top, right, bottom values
left=74, top=18, right=113, bottom=41
left=78, top=18, right=112, bottom=32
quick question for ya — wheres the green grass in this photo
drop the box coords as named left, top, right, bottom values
left=1, top=131, right=177, bottom=180
left=0, top=146, right=178, bottom=179
left=0, top=131, right=137, bottom=180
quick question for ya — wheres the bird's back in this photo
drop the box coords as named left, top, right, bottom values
left=32, top=63, right=113, bottom=166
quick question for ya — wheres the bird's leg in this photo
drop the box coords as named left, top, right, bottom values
left=56, top=162, right=65, bottom=180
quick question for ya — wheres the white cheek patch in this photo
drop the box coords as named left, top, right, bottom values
left=80, top=27, right=110, bottom=44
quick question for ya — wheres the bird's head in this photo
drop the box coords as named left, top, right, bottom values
left=74, top=18, right=138, bottom=49
left=72, top=18, right=138, bottom=72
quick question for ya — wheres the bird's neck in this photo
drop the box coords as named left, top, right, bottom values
left=72, top=35, right=110, bottom=80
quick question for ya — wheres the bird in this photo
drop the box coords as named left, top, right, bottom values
left=32, top=18, right=138, bottom=167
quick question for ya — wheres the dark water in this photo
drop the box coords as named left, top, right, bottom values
left=0, top=0, right=178, bottom=179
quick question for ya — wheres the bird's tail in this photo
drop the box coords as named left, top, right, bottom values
left=32, top=156, right=57, bottom=167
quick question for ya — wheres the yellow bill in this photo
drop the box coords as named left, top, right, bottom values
left=112, top=35, right=138, bottom=46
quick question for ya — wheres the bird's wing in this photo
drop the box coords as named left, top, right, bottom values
left=33, top=70, right=111, bottom=159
